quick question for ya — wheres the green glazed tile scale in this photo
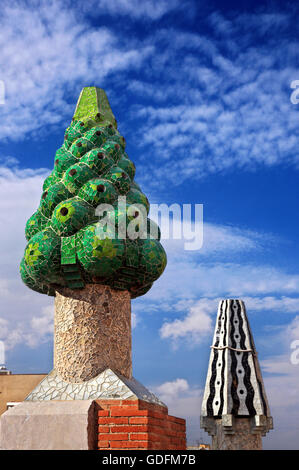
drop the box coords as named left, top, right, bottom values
left=20, top=87, right=166, bottom=298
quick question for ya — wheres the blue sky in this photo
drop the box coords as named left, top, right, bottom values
left=0, top=0, right=298, bottom=449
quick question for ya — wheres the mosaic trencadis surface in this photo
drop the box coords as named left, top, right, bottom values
left=20, top=87, right=166, bottom=299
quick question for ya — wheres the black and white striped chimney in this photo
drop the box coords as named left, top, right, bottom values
left=201, top=299, right=273, bottom=450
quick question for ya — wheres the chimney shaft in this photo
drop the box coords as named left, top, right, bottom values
left=200, top=299, right=273, bottom=450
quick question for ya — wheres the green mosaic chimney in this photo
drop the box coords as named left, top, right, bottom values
left=20, top=87, right=167, bottom=298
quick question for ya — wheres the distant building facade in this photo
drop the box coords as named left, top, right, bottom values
left=0, top=373, right=46, bottom=415
left=187, top=444, right=210, bottom=450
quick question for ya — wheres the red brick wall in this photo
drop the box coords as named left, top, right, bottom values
left=96, top=399, right=186, bottom=450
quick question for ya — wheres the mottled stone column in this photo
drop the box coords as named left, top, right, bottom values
left=54, top=284, right=132, bottom=382
left=203, top=416, right=265, bottom=450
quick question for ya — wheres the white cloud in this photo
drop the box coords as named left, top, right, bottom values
left=151, top=378, right=207, bottom=446
left=31, top=305, right=54, bottom=341
left=1, top=160, right=289, bottom=355
left=92, top=0, right=182, bottom=20
left=0, top=164, right=49, bottom=274
left=143, top=261, right=299, bottom=308
left=0, top=301, right=53, bottom=353
left=131, top=311, right=138, bottom=329
left=0, top=3, right=297, bottom=449
left=253, top=316, right=299, bottom=448
left=160, top=298, right=214, bottom=343
left=0, top=163, right=53, bottom=352
left=157, top=217, right=270, bottom=258
left=0, top=3, right=298, bottom=187
left=286, top=316, right=299, bottom=342
left=243, top=297, right=299, bottom=315
left=0, top=318, right=9, bottom=340
left=153, top=315, right=299, bottom=449
left=0, top=1, right=153, bottom=141
left=158, top=294, right=299, bottom=347
left=150, top=328, right=299, bottom=448
left=155, top=378, right=189, bottom=398
left=261, top=350, right=299, bottom=448
left=3, top=159, right=283, bottom=360
left=126, top=18, right=298, bottom=185
left=133, top=202, right=299, bottom=350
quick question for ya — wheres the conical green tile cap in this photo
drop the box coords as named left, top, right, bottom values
left=73, top=87, right=117, bottom=128
left=20, top=86, right=167, bottom=299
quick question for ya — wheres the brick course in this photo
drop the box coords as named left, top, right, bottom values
left=96, top=399, right=186, bottom=450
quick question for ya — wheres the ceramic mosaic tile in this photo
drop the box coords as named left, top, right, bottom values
left=20, top=87, right=166, bottom=299
left=200, top=300, right=274, bottom=445
left=201, top=299, right=272, bottom=419
left=25, top=368, right=166, bottom=407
